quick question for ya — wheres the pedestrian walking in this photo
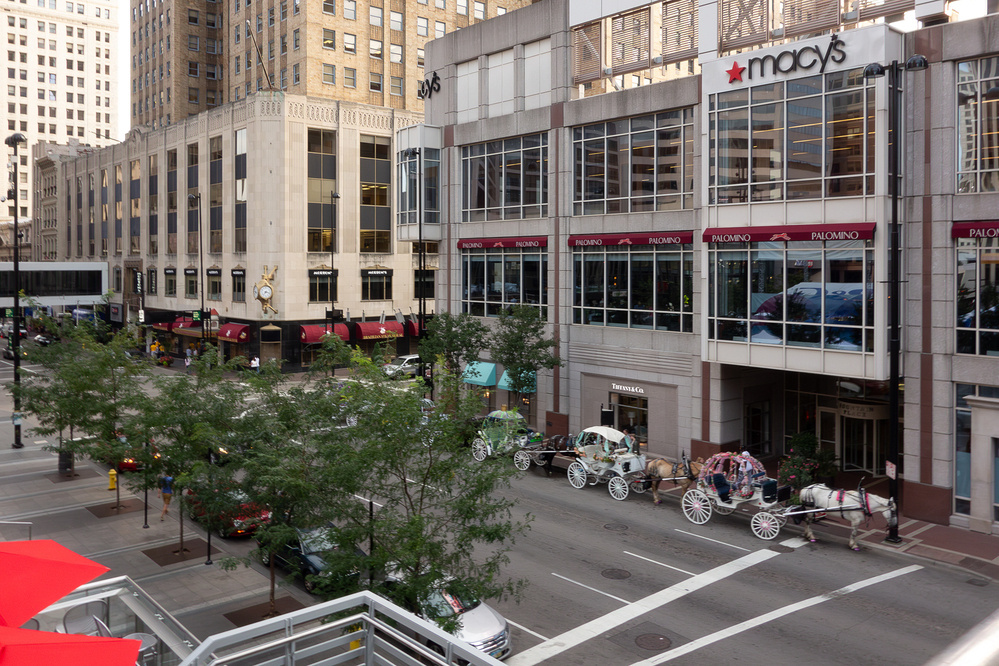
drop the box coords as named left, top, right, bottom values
left=184, top=356, right=191, bottom=374
left=250, top=355, right=260, bottom=373
left=159, top=474, right=174, bottom=520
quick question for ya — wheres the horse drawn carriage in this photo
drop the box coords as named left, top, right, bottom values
left=470, top=410, right=542, bottom=462
left=565, top=426, right=648, bottom=501
left=680, top=451, right=794, bottom=540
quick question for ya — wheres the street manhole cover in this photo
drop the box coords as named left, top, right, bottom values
left=967, top=578, right=989, bottom=587
left=769, top=544, right=795, bottom=553
left=604, top=523, right=629, bottom=532
left=635, top=634, right=671, bottom=651
left=601, top=569, right=631, bottom=580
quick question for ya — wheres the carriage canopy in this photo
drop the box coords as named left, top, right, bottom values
left=698, top=451, right=766, bottom=482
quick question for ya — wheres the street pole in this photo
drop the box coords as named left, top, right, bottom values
left=864, top=54, right=926, bottom=545
left=5, top=132, right=26, bottom=449
left=326, top=192, right=340, bottom=375
left=189, top=193, right=206, bottom=351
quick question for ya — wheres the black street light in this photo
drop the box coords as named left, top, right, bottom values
left=404, top=148, right=428, bottom=380
left=188, top=193, right=206, bottom=349
left=326, top=192, right=340, bottom=351
left=5, top=132, right=26, bottom=449
left=864, top=54, right=927, bottom=544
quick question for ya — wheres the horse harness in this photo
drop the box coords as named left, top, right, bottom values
left=829, top=487, right=874, bottom=519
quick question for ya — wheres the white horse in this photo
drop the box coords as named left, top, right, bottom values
left=798, top=483, right=896, bottom=551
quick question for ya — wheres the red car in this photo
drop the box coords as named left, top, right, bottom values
left=186, top=489, right=270, bottom=538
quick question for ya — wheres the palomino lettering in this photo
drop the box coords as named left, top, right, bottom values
left=970, top=228, right=999, bottom=238
left=811, top=230, right=860, bottom=241
left=746, top=35, right=846, bottom=80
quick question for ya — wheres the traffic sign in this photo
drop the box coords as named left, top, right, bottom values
left=192, top=310, right=202, bottom=322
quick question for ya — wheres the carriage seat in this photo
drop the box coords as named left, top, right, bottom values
left=576, top=444, right=602, bottom=460
left=615, top=453, right=646, bottom=474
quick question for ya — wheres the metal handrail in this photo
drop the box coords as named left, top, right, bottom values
left=0, top=520, right=33, bottom=540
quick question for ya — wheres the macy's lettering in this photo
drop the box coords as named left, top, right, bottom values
left=418, top=71, right=441, bottom=100
left=745, top=35, right=846, bottom=81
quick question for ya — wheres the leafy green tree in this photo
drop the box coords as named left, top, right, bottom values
left=419, top=311, right=489, bottom=376
left=312, top=355, right=530, bottom=631
left=489, top=305, right=561, bottom=408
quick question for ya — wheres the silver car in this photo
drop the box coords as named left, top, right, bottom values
left=383, top=354, right=422, bottom=378
left=422, top=587, right=512, bottom=660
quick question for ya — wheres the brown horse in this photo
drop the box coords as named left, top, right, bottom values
left=645, top=454, right=704, bottom=504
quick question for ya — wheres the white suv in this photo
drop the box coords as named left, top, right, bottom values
left=383, top=354, right=422, bottom=378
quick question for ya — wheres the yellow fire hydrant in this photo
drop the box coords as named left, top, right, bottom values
left=108, top=468, right=117, bottom=491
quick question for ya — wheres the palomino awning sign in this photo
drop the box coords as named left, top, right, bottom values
left=726, top=34, right=846, bottom=84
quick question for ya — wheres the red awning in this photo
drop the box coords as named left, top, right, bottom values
left=152, top=316, right=192, bottom=332
left=457, top=236, right=548, bottom=249
left=151, top=322, right=173, bottom=331
left=355, top=321, right=403, bottom=340
left=702, top=222, right=876, bottom=243
left=0, top=626, right=141, bottom=666
left=952, top=221, right=999, bottom=238
left=300, top=324, right=349, bottom=344
left=568, top=231, right=694, bottom=247
left=218, top=323, right=249, bottom=343
left=406, top=320, right=419, bottom=336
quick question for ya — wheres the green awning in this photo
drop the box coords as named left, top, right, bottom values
left=498, top=370, right=536, bottom=393
left=462, top=362, right=497, bottom=386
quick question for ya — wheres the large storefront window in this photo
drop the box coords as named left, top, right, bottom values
left=709, top=70, right=875, bottom=204
left=707, top=229, right=875, bottom=352
left=956, top=230, right=999, bottom=356
left=573, top=110, right=694, bottom=215
left=957, top=56, right=999, bottom=193
left=459, top=237, right=547, bottom=317
left=360, top=135, right=391, bottom=253
left=462, top=133, right=548, bottom=221
left=571, top=232, right=693, bottom=332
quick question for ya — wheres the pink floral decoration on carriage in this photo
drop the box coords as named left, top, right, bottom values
left=699, top=451, right=767, bottom=499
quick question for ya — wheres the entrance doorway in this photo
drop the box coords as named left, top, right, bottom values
left=842, top=417, right=887, bottom=475
left=611, top=393, right=648, bottom=448
left=818, top=407, right=839, bottom=469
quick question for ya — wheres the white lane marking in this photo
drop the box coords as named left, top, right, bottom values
left=623, top=551, right=695, bottom=577
left=551, top=573, right=630, bottom=604
left=674, top=529, right=751, bottom=552
left=507, top=619, right=548, bottom=641
left=352, top=494, right=384, bottom=508
left=636, top=564, right=923, bottom=665
left=507, top=547, right=781, bottom=666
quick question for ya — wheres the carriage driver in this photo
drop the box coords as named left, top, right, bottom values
left=622, top=428, right=639, bottom=455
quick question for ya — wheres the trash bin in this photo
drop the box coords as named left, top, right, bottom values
left=58, top=450, right=75, bottom=475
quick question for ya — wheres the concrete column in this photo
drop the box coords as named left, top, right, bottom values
left=964, top=396, right=999, bottom=533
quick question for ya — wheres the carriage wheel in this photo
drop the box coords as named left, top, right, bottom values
left=567, top=462, right=587, bottom=489
left=751, top=511, right=782, bottom=540
left=681, top=489, right=713, bottom=524
left=471, top=439, right=488, bottom=462
left=629, top=479, right=647, bottom=495
left=608, top=476, right=629, bottom=501
left=765, top=508, right=788, bottom=527
left=513, top=450, right=531, bottom=471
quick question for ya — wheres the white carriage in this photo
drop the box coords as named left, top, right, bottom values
left=471, top=410, right=540, bottom=462
left=565, top=426, right=647, bottom=501
left=680, top=451, right=793, bottom=540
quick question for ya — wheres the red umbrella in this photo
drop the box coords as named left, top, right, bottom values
left=0, top=626, right=139, bottom=666
left=0, top=540, right=108, bottom=628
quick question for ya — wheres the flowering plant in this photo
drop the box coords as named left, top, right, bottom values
left=778, top=453, right=817, bottom=491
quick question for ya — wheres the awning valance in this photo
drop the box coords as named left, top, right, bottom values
left=498, top=370, right=536, bottom=393
left=457, top=236, right=548, bottom=249
left=175, top=326, right=215, bottom=338
left=218, top=323, right=250, bottom=343
left=300, top=324, right=350, bottom=344
left=952, top=221, right=999, bottom=238
left=568, top=231, right=694, bottom=247
left=462, top=361, right=497, bottom=387
left=703, top=222, right=876, bottom=243
left=355, top=321, right=403, bottom=340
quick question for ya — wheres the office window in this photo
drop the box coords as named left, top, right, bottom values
left=307, top=128, right=337, bottom=253
left=293, top=28, right=300, bottom=49
left=322, top=0, right=335, bottom=14
left=322, top=63, right=335, bottom=84
left=435, top=0, right=445, bottom=7
left=268, top=7, right=275, bottom=25
left=369, top=39, right=382, bottom=59
left=344, top=67, right=356, bottom=88
left=497, top=6, right=507, bottom=15
left=463, top=246, right=548, bottom=317
left=188, top=61, right=199, bottom=76
left=390, top=11, right=402, bottom=31
left=362, top=272, right=392, bottom=300
left=958, top=57, right=999, bottom=193
left=463, top=133, right=549, bottom=221
left=281, top=1, right=287, bottom=20
left=344, top=0, right=355, bottom=19
left=390, top=43, right=402, bottom=63
left=417, top=17, right=428, bottom=36
left=188, top=9, right=198, bottom=24
left=390, top=76, right=402, bottom=96
left=292, top=63, right=299, bottom=84
left=207, top=13, right=217, bottom=27
left=458, top=0, right=467, bottom=15
left=280, top=34, right=287, bottom=54
left=188, top=87, right=199, bottom=103
left=435, top=21, right=445, bottom=38
left=232, top=270, right=246, bottom=301
left=185, top=270, right=198, bottom=298
left=957, top=234, right=999, bottom=356
left=344, top=33, right=356, bottom=55
left=369, top=72, right=382, bottom=92
left=188, top=35, right=199, bottom=51
left=165, top=270, right=177, bottom=296
left=359, top=135, right=391, bottom=253
left=417, top=48, right=425, bottom=68
left=474, top=1, right=484, bottom=19
left=369, top=6, right=382, bottom=26
left=323, top=28, right=335, bottom=49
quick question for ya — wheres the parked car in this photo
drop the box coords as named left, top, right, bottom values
left=187, top=489, right=270, bottom=538
left=258, top=527, right=362, bottom=594
left=1, top=324, right=28, bottom=339
left=33, top=334, right=54, bottom=346
left=383, top=354, right=422, bottom=378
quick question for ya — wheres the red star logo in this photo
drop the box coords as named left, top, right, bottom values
left=726, top=61, right=746, bottom=84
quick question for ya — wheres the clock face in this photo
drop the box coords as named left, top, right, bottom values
left=259, top=285, right=273, bottom=300
left=252, top=284, right=259, bottom=300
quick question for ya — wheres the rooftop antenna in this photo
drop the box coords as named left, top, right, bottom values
left=246, top=20, right=277, bottom=92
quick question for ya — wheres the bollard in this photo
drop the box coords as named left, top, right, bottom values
left=108, top=468, right=117, bottom=491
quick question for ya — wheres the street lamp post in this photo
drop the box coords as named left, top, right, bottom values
left=863, top=54, right=927, bottom=544
left=188, top=193, right=206, bottom=349
left=5, top=132, right=26, bottom=449
left=405, top=148, right=427, bottom=379
left=326, top=192, right=340, bottom=352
